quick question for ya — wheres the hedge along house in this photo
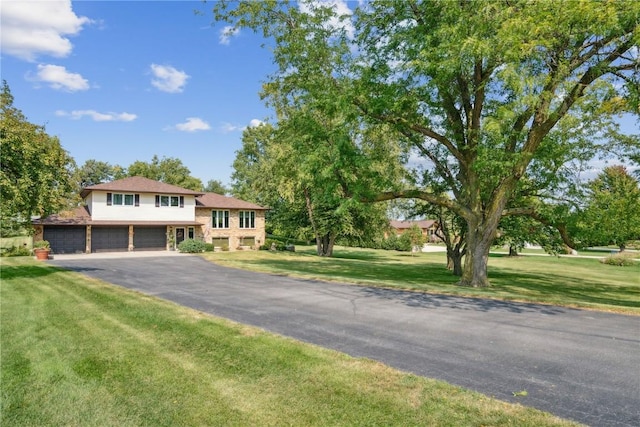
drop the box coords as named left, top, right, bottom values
left=32, top=176, right=267, bottom=254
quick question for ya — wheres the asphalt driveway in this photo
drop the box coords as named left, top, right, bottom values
left=50, top=255, right=640, bottom=427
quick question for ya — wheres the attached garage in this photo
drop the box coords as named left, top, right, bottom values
left=44, top=226, right=86, bottom=254
left=133, top=226, right=166, bottom=251
left=92, top=226, right=129, bottom=252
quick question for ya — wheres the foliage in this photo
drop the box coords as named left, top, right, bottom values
left=260, top=238, right=287, bottom=251
left=203, top=179, right=228, bottom=194
left=127, top=155, right=203, bottom=191
left=576, top=165, right=640, bottom=251
left=74, top=159, right=125, bottom=189
left=213, top=1, right=639, bottom=287
left=0, top=245, right=32, bottom=257
left=33, top=240, right=50, bottom=249
left=1, top=81, right=76, bottom=229
left=177, top=238, right=206, bottom=253
left=231, top=116, right=400, bottom=257
left=203, top=243, right=215, bottom=252
left=600, top=252, right=638, bottom=267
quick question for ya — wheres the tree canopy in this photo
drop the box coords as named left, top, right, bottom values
left=576, top=165, right=640, bottom=251
left=127, top=155, right=203, bottom=191
left=0, top=81, right=75, bottom=234
left=213, top=0, right=639, bottom=286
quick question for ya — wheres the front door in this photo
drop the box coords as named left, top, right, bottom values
left=175, top=228, right=185, bottom=249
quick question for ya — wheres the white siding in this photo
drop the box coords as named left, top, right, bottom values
left=84, top=193, right=93, bottom=215
left=89, top=191, right=196, bottom=221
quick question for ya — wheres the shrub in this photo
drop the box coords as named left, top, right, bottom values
left=261, top=238, right=287, bottom=251
left=177, top=239, right=206, bottom=253
left=204, top=243, right=215, bottom=252
left=600, top=252, right=638, bottom=267
left=0, top=245, right=32, bottom=257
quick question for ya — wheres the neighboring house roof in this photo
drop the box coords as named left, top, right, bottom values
left=390, top=220, right=437, bottom=230
left=196, top=193, right=267, bottom=210
left=80, top=176, right=204, bottom=198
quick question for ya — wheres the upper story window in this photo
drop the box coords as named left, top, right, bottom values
left=239, top=211, right=255, bottom=229
left=107, top=193, right=139, bottom=206
left=212, top=210, right=229, bottom=229
left=155, top=195, right=184, bottom=208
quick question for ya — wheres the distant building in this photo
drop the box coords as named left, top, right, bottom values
left=388, top=220, right=441, bottom=242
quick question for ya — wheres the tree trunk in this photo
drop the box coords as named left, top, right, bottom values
left=446, top=251, right=463, bottom=276
left=619, top=243, right=626, bottom=252
left=508, top=245, right=518, bottom=256
left=458, top=216, right=497, bottom=287
left=316, top=233, right=335, bottom=257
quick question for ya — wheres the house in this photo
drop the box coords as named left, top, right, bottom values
left=32, top=176, right=267, bottom=254
left=389, top=219, right=440, bottom=242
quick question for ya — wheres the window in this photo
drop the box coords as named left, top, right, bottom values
left=212, top=210, right=229, bottom=228
left=239, top=211, right=255, bottom=229
left=188, top=227, right=194, bottom=239
left=155, top=195, right=185, bottom=208
left=107, top=193, right=138, bottom=206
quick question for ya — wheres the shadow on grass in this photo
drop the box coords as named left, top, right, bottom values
left=1, top=263, right=104, bottom=280
left=0, top=264, right=59, bottom=279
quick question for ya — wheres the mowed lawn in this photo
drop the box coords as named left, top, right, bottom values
left=1, top=257, right=579, bottom=427
left=203, top=246, right=640, bottom=314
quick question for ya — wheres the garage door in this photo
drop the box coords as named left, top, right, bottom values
left=133, top=226, right=166, bottom=251
left=92, top=226, right=128, bottom=252
left=44, top=226, right=86, bottom=254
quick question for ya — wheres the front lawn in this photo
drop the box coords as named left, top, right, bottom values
left=1, top=257, right=578, bottom=426
left=203, top=246, right=640, bottom=314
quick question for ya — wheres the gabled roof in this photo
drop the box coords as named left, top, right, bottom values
left=196, top=193, right=266, bottom=210
left=33, top=206, right=92, bottom=225
left=80, top=176, right=204, bottom=198
left=390, top=219, right=437, bottom=230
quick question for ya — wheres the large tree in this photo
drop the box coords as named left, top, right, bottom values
left=127, top=155, right=203, bottom=191
left=213, top=0, right=639, bottom=286
left=0, top=81, right=75, bottom=233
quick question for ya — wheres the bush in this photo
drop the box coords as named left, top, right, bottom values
left=204, top=243, right=215, bottom=252
left=260, top=238, right=287, bottom=251
left=177, top=239, right=206, bottom=253
left=600, top=252, right=638, bottom=267
left=0, top=245, right=32, bottom=257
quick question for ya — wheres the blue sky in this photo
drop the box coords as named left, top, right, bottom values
left=1, top=0, right=279, bottom=187
left=1, top=0, right=637, bottom=188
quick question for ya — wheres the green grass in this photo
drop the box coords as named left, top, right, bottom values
left=203, top=246, right=640, bottom=314
left=1, top=257, right=579, bottom=426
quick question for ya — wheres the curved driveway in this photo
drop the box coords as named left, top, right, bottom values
left=50, top=255, right=640, bottom=427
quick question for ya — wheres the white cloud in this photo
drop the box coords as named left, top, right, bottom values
left=221, top=119, right=265, bottom=133
left=0, top=0, right=92, bottom=61
left=31, top=64, right=89, bottom=92
left=299, top=0, right=355, bottom=40
left=219, top=26, right=239, bottom=45
left=174, top=117, right=211, bottom=132
left=220, top=122, right=242, bottom=133
left=150, top=64, right=189, bottom=93
left=56, top=110, right=137, bottom=122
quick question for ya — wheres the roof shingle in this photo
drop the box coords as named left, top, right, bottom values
left=80, top=176, right=204, bottom=198
left=196, top=193, right=266, bottom=210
